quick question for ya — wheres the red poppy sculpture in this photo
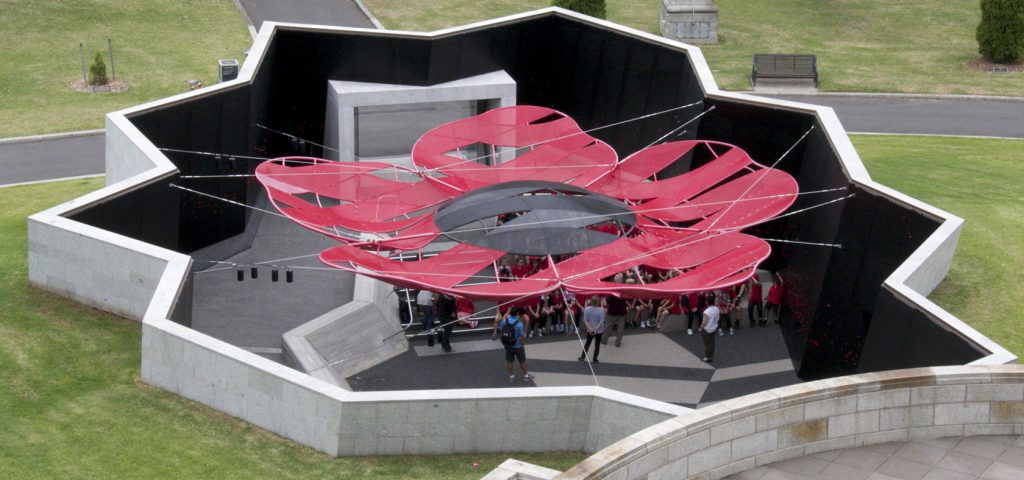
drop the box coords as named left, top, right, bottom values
left=255, top=105, right=798, bottom=300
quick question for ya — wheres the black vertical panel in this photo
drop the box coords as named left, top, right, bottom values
left=798, top=189, right=880, bottom=378
left=611, top=43, right=657, bottom=155
left=512, top=17, right=570, bottom=108
left=428, top=37, right=465, bottom=83
left=860, top=287, right=983, bottom=371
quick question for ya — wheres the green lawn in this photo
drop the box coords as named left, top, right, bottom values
left=364, top=0, right=1024, bottom=95
left=853, top=135, right=1024, bottom=358
left=0, top=1, right=252, bottom=138
left=0, top=178, right=585, bottom=479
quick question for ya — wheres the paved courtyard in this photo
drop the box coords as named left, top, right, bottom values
left=728, top=435, right=1024, bottom=480
left=347, top=323, right=800, bottom=408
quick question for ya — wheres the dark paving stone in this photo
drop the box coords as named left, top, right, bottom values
left=700, top=370, right=802, bottom=405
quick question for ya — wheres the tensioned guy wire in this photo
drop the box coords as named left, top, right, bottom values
left=255, top=100, right=705, bottom=169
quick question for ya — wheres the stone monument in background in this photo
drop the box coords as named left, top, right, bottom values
left=661, top=0, right=719, bottom=44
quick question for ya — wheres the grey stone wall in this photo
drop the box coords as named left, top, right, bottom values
left=143, top=317, right=346, bottom=455
left=145, top=305, right=686, bottom=458
left=27, top=208, right=173, bottom=321
left=556, top=365, right=1024, bottom=480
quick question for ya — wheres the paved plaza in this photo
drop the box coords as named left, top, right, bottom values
left=348, top=324, right=799, bottom=408
left=728, top=435, right=1024, bottom=480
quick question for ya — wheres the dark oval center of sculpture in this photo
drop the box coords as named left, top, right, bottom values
left=434, top=180, right=636, bottom=256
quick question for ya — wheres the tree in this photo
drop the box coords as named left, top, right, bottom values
left=977, top=0, right=1024, bottom=64
left=552, top=0, right=606, bottom=20
left=88, top=51, right=109, bottom=86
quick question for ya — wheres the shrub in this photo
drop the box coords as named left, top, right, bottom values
left=552, top=0, right=606, bottom=20
left=88, top=51, right=109, bottom=86
left=977, top=0, right=1024, bottom=64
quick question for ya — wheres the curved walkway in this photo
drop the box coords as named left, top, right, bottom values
left=731, top=435, right=1024, bottom=480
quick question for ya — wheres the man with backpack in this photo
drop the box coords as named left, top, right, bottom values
left=494, top=306, right=534, bottom=383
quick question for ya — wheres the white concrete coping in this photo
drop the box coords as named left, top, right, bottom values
left=482, top=459, right=562, bottom=480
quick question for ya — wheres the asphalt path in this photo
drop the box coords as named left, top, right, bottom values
left=0, top=133, right=104, bottom=187
left=237, top=0, right=374, bottom=31
left=764, top=94, right=1024, bottom=138
left=3, top=94, right=1022, bottom=186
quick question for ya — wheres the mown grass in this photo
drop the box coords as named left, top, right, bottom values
left=853, top=135, right=1024, bottom=359
left=363, top=0, right=1024, bottom=95
left=0, top=178, right=585, bottom=479
left=0, top=0, right=252, bottom=138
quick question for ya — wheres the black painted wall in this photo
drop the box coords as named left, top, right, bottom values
left=67, top=12, right=984, bottom=375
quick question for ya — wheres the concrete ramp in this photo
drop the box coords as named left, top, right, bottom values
left=283, top=277, right=407, bottom=388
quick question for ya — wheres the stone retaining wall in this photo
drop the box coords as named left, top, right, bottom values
left=556, top=365, right=1024, bottom=480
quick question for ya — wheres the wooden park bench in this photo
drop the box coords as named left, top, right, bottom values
left=752, top=54, right=818, bottom=87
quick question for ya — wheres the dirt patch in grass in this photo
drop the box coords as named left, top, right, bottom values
left=69, top=79, right=131, bottom=93
left=966, top=57, right=1024, bottom=73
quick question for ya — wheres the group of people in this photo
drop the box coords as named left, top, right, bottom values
left=411, top=289, right=479, bottom=353
left=405, top=269, right=786, bottom=379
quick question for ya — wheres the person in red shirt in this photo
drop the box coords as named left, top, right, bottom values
left=527, top=295, right=545, bottom=338
left=739, top=273, right=765, bottom=328
left=682, top=291, right=703, bottom=335
left=765, top=272, right=785, bottom=324
left=528, top=256, right=542, bottom=276
left=511, top=256, right=530, bottom=279
left=455, top=296, right=478, bottom=329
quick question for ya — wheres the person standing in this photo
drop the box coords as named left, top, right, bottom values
left=579, top=297, right=605, bottom=363
left=603, top=276, right=628, bottom=347
left=416, top=289, right=437, bottom=346
left=701, top=292, right=720, bottom=363
left=496, top=306, right=533, bottom=382
left=684, top=291, right=703, bottom=336
left=715, top=287, right=735, bottom=336
left=739, top=273, right=765, bottom=327
left=563, top=290, right=581, bottom=335
left=766, top=272, right=785, bottom=324
left=435, top=292, right=456, bottom=352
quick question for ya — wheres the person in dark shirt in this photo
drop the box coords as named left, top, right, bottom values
left=603, top=274, right=629, bottom=347
left=435, top=293, right=457, bottom=352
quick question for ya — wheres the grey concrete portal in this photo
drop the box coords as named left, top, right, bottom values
left=324, top=70, right=516, bottom=163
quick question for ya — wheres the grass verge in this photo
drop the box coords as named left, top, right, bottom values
left=0, top=178, right=585, bottom=478
left=363, top=0, right=1023, bottom=95
left=0, top=0, right=252, bottom=138
left=853, top=135, right=1024, bottom=359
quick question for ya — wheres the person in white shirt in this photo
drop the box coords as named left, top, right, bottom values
left=416, top=289, right=436, bottom=346
left=701, top=292, right=720, bottom=363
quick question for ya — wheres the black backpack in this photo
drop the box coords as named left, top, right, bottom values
left=500, top=318, right=519, bottom=347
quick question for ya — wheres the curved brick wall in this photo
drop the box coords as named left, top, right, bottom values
left=556, top=365, right=1024, bottom=480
